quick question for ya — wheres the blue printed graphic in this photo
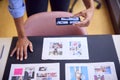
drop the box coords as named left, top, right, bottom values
left=70, top=66, right=89, bottom=80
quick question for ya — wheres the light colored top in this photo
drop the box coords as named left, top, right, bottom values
left=8, top=0, right=25, bottom=18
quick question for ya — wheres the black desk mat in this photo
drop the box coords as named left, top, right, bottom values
left=3, top=35, right=120, bottom=80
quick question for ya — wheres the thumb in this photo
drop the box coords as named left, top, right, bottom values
left=73, top=12, right=83, bottom=17
left=29, top=42, right=33, bottom=52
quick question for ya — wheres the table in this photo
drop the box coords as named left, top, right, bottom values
left=1, top=35, right=120, bottom=80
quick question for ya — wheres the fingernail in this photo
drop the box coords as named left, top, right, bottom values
left=20, top=58, right=23, bottom=61
left=31, top=49, right=33, bottom=52
left=24, top=56, right=27, bottom=59
left=10, top=55, right=12, bottom=57
left=17, top=57, right=19, bottom=60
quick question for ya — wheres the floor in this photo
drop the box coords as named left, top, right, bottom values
left=0, top=0, right=114, bottom=37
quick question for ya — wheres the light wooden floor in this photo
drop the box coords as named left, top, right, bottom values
left=0, top=0, right=114, bottom=37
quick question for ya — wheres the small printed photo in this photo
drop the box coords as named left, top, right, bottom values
left=94, top=66, right=111, bottom=74
left=94, top=66, right=111, bottom=80
left=69, top=66, right=88, bottom=80
left=36, top=72, right=57, bottom=77
left=14, top=68, right=23, bottom=76
left=94, top=75, right=104, bottom=80
left=49, top=42, right=63, bottom=56
left=36, top=72, right=57, bottom=80
left=11, top=76, right=24, bottom=80
left=24, top=67, right=35, bottom=79
left=39, top=67, right=47, bottom=71
left=37, top=73, right=47, bottom=77
left=69, top=41, right=82, bottom=56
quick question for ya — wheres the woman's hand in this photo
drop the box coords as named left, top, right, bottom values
left=10, top=37, right=33, bottom=61
left=73, top=8, right=94, bottom=27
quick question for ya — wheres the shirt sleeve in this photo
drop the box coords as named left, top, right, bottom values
left=8, top=0, right=25, bottom=18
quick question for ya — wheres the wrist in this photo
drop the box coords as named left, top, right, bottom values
left=87, top=6, right=94, bottom=12
left=18, top=35, right=27, bottom=39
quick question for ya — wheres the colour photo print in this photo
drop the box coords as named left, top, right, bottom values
left=69, top=41, right=82, bottom=56
left=69, top=66, right=88, bottom=80
left=49, top=42, right=63, bottom=56
left=36, top=66, right=58, bottom=80
left=9, top=63, right=60, bottom=80
left=94, top=65, right=113, bottom=80
left=66, top=62, right=118, bottom=80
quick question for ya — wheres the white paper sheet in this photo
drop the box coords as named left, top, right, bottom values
left=9, top=63, right=60, bottom=80
left=0, top=38, right=12, bottom=60
left=42, top=37, right=89, bottom=60
left=65, top=62, right=118, bottom=80
left=0, top=38, right=12, bottom=80
left=112, top=35, right=120, bottom=63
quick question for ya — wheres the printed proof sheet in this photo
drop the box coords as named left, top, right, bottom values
left=65, top=62, right=118, bottom=80
left=42, top=37, right=89, bottom=60
left=9, top=63, right=60, bottom=80
left=0, top=38, right=12, bottom=80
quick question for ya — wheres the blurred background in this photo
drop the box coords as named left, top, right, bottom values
left=0, top=0, right=117, bottom=37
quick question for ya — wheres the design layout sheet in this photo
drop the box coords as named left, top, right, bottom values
left=9, top=63, right=60, bottom=80
left=42, top=37, right=89, bottom=60
left=65, top=62, right=118, bottom=80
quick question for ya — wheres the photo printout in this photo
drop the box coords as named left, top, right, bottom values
left=65, top=62, right=118, bottom=80
left=9, top=63, right=60, bottom=80
left=42, top=37, right=89, bottom=60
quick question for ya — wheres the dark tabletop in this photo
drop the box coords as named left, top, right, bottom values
left=3, top=35, right=120, bottom=80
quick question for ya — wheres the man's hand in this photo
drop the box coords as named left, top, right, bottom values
left=73, top=8, right=94, bottom=27
left=10, top=37, right=33, bottom=61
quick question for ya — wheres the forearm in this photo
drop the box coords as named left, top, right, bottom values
left=11, top=16, right=33, bottom=61
left=8, top=0, right=26, bottom=38
left=82, top=0, right=94, bottom=9
left=14, top=16, right=26, bottom=39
